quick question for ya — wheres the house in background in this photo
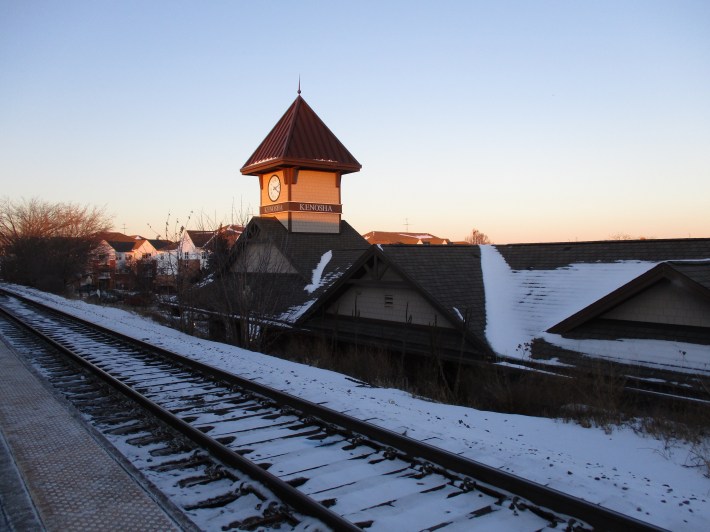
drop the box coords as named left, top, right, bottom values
left=180, top=230, right=213, bottom=271
left=84, top=226, right=246, bottom=293
left=178, top=225, right=245, bottom=278
left=112, top=238, right=157, bottom=290
left=88, top=233, right=159, bottom=291
left=149, top=239, right=180, bottom=293
left=87, top=240, right=119, bottom=290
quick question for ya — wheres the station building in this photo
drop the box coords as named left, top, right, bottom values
left=200, top=92, right=710, bottom=380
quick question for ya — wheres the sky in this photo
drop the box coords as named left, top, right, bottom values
left=1, top=1, right=708, bottom=244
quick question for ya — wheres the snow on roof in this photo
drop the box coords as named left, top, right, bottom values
left=362, top=231, right=452, bottom=245
left=399, top=233, right=434, bottom=239
left=481, top=245, right=710, bottom=373
left=281, top=267, right=344, bottom=322
left=452, top=306, right=464, bottom=321
left=304, top=250, right=332, bottom=294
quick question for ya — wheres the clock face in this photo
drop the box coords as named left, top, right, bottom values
left=268, top=174, right=281, bottom=202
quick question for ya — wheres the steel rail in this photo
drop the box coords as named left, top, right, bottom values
left=0, top=299, right=359, bottom=532
left=0, top=288, right=666, bottom=531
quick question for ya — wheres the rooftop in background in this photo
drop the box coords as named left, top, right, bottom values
left=185, top=225, right=245, bottom=250
left=94, top=231, right=141, bottom=243
left=363, top=231, right=460, bottom=246
left=216, top=224, right=245, bottom=248
left=185, top=230, right=216, bottom=249
left=147, top=239, right=178, bottom=251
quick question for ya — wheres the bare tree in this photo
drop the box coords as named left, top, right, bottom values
left=153, top=210, right=246, bottom=337
left=609, top=233, right=650, bottom=241
left=0, top=197, right=112, bottom=293
left=199, top=205, right=293, bottom=352
left=148, top=211, right=200, bottom=332
left=465, top=228, right=492, bottom=245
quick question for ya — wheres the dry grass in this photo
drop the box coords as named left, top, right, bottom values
left=272, top=334, right=710, bottom=475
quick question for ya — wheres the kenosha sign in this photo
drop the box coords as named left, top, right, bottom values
left=260, top=202, right=342, bottom=215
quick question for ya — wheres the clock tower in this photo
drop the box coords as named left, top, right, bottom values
left=240, top=92, right=361, bottom=234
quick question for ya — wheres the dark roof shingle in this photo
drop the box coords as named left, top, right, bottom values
left=496, top=238, right=710, bottom=270
left=380, top=245, right=487, bottom=340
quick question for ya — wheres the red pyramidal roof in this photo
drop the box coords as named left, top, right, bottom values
left=240, top=95, right=361, bottom=176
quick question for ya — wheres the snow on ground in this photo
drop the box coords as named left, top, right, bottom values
left=3, top=284, right=710, bottom=530
left=480, top=245, right=710, bottom=375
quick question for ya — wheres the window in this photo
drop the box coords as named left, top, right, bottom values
left=384, top=294, right=394, bottom=308
left=184, top=252, right=190, bottom=259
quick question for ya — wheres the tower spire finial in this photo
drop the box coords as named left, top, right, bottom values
left=297, top=75, right=301, bottom=95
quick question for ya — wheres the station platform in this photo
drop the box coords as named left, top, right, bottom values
left=0, top=338, right=187, bottom=531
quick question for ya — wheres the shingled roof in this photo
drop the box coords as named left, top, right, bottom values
left=549, top=260, right=710, bottom=335
left=148, top=239, right=176, bottom=251
left=495, top=238, right=710, bottom=270
left=480, top=239, right=710, bottom=373
left=240, top=95, right=361, bottom=176
left=298, top=244, right=493, bottom=360
left=205, top=217, right=370, bottom=321
left=378, top=245, right=487, bottom=339
left=672, top=260, right=710, bottom=290
left=94, top=231, right=138, bottom=243
left=185, top=230, right=215, bottom=249
left=106, top=241, right=137, bottom=253
left=245, top=218, right=368, bottom=281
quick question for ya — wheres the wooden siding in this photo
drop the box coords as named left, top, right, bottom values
left=326, top=284, right=455, bottom=328
left=291, top=170, right=339, bottom=203
left=602, top=279, right=710, bottom=328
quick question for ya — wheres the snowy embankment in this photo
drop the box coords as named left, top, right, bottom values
left=480, top=245, right=710, bottom=374
left=3, top=283, right=709, bottom=530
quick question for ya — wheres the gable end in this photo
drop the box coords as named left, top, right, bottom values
left=549, top=262, right=710, bottom=336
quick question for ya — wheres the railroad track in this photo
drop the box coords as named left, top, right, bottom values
left=0, top=289, right=663, bottom=531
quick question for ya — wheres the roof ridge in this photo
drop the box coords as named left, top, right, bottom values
left=497, top=237, right=710, bottom=248
left=666, top=258, right=710, bottom=265
left=281, top=95, right=303, bottom=159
